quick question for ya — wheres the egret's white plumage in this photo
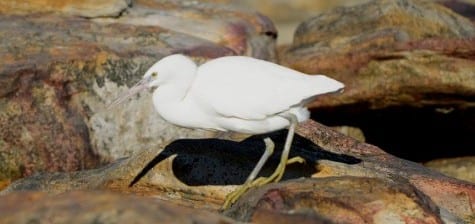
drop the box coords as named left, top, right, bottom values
left=109, top=54, right=344, bottom=208
left=118, top=54, right=344, bottom=134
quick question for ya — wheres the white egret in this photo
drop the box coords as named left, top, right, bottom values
left=109, top=54, right=344, bottom=208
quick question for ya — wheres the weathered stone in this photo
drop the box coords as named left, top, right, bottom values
left=226, top=0, right=470, bottom=44
left=3, top=120, right=474, bottom=222
left=229, top=0, right=370, bottom=44
left=0, top=0, right=132, bottom=18
left=277, top=0, right=475, bottom=166
left=279, top=0, right=475, bottom=109
left=235, top=0, right=370, bottom=23
left=425, top=156, right=475, bottom=183
left=0, top=0, right=276, bottom=184
left=1, top=134, right=323, bottom=210
left=226, top=177, right=443, bottom=224
left=332, top=125, right=365, bottom=142
left=0, top=191, right=235, bottom=224
left=97, top=0, right=278, bottom=59
left=296, top=120, right=475, bottom=223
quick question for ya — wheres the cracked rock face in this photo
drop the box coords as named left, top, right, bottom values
left=0, top=0, right=277, bottom=184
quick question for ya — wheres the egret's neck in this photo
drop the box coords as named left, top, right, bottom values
left=152, top=65, right=198, bottom=126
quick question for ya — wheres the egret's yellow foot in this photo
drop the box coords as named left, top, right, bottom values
left=222, top=155, right=305, bottom=209
left=222, top=115, right=300, bottom=209
left=287, top=156, right=305, bottom=165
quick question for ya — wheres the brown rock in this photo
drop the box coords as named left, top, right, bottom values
left=278, top=0, right=475, bottom=166
left=0, top=0, right=132, bottom=18
left=0, top=0, right=276, bottom=184
left=2, top=120, right=474, bottom=222
left=0, top=191, right=235, bottom=224
left=226, top=177, right=443, bottom=224
left=279, top=0, right=475, bottom=109
left=227, top=0, right=371, bottom=44
left=0, top=180, right=10, bottom=191
left=425, top=156, right=475, bottom=183
left=1, top=136, right=320, bottom=211
left=296, top=120, right=475, bottom=223
left=332, top=125, right=366, bottom=142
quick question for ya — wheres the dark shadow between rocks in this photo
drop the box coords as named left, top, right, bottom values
left=129, top=130, right=361, bottom=187
left=313, top=105, right=475, bottom=162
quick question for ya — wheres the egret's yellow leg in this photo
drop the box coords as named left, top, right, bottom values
left=222, top=137, right=275, bottom=209
left=222, top=115, right=302, bottom=209
left=242, top=115, right=300, bottom=187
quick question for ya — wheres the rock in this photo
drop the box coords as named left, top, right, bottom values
left=0, top=134, right=324, bottom=210
left=0, top=180, right=10, bottom=191
left=296, top=120, right=475, bottom=223
left=425, top=156, right=475, bottom=183
left=0, top=0, right=132, bottom=18
left=2, top=120, right=474, bottom=222
left=0, top=0, right=276, bottom=184
left=227, top=0, right=472, bottom=44
left=226, top=177, right=443, bottom=223
left=0, top=191, right=235, bottom=224
left=228, top=0, right=371, bottom=44
left=279, top=0, right=475, bottom=110
left=278, top=0, right=475, bottom=166
left=332, top=125, right=366, bottom=142
left=235, top=0, right=369, bottom=24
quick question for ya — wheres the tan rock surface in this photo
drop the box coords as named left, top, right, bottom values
left=0, top=191, right=235, bottom=224
left=0, top=0, right=132, bottom=17
left=425, top=156, right=475, bottom=183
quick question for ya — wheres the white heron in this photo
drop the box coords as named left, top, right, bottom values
left=109, top=54, right=344, bottom=208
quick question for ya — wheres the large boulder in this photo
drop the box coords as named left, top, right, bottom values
left=279, top=0, right=475, bottom=109
left=0, top=0, right=277, bottom=184
left=2, top=120, right=474, bottom=222
left=278, top=0, right=475, bottom=163
left=226, top=177, right=443, bottom=223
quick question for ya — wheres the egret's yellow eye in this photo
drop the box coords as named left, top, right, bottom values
left=151, top=72, right=158, bottom=78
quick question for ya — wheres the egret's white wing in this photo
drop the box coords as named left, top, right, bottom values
left=192, top=56, right=344, bottom=120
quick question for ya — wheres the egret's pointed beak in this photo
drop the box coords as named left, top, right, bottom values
left=107, top=77, right=151, bottom=109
